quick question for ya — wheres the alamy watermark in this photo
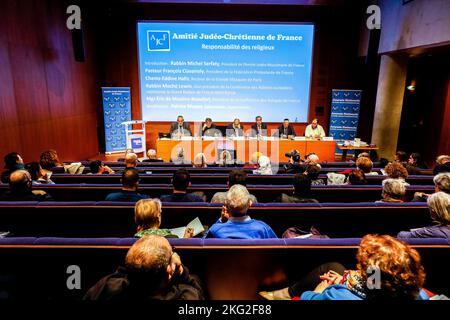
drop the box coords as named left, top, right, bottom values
left=366, top=5, right=381, bottom=30
left=66, top=265, right=81, bottom=290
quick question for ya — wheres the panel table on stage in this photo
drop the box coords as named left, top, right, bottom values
left=156, top=138, right=336, bottom=163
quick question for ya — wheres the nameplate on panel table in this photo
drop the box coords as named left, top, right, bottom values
left=293, top=137, right=306, bottom=141
left=322, top=137, right=334, bottom=141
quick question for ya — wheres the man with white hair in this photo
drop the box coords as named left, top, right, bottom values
left=398, top=192, right=450, bottom=238
left=433, top=155, right=450, bottom=175
left=125, top=152, right=138, bottom=168
left=305, top=153, right=320, bottom=166
left=376, top=178, right=406, bottom=203
left=413, top=172, right=450, bottom=202
left=206, top=184, right=277, bottom=239
left=142, top=149, right=163, bottom=163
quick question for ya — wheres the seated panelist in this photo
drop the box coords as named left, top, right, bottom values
left=250, top=115, right=267, bottom=137
left=304, top=118, right=325, bottom=139
left=226, top=118, right=245, bottom=137
left=277, top=118, right=296, bottom=139
left=170, top=115, right=191, bottom=138
left=200, top=117, right=221, bottom=137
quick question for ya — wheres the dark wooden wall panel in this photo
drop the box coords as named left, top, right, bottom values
left=0, top=0, right=99, bottom=163
left=438, top=79, right=450, bottom=156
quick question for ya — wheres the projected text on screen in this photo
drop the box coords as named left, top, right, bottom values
left=137, top=22, right=314, bottom=122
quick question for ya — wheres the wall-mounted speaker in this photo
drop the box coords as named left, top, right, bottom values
left=71, top=28, right=86, bottom=62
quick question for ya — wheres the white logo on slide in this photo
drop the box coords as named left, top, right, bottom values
left=148, top=30, right=171, bottom=51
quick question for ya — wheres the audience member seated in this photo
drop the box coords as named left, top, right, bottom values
left=393, top=150, right=419, bottom=175
left=304, top=153, right=320, bottom=166
left=142, top=149, right=163, bottom=163
left=253, top=155, right=273, bottom=175
left=211, top=170, right=258, bottom=203
left=88, top=160, right=114, bottom=174
left=244, top=151, right=262, bottom=169
left=25, top=162, right=55, bottom=184
left=83, top=235, right=204, bottom=300
left=347, top=169, right=367, bottom=185
left=39, top=149, right=62, bottom=175
left=0, top=170, right=52, bottom=201
left=206, top=185, right=277, bottom=239
left=303, top=164, right=324, bottom=185
left=376, top=178, right=406, bottom=203
left=216, top=150, right=234, bottom=167
left=125, top=153, right=138, bottom=168
left=259, top=234, right=429, bottom=300
left=408, top=152, right=428, bottom=169
left=1, top=152, right=25, bottom=183
left=193, top=153, right=207, bottom=168
left=171, top=147, right=187, bottom=164
left=394, top=150, right=408, bottom=163
left=283, top=150, right=305, bottom=174
left=383, top=162, right=409, bottom=185
left=134, top=199, right=193, bottom=238
left=356, top=157, right=378, bottom=175
left=433, top=155, right=450, bottom=175
left=117, top=148, right=134, bottom=162
left=398, top=192, right=450, bottom=238
left=105, top=168, right=148, bottom=202
left=413, top=172, right=450, bottom=202
left=160, top=169, right=204, bottom=202
left=276, top=174, right=319, bottom=203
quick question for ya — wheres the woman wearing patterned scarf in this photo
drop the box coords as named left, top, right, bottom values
left=259, top=234, right=429, bottom=300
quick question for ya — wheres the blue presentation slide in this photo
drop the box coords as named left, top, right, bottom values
left=137, top=21, right=314, bottom=122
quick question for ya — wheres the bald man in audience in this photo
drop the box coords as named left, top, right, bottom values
left=84, top=235, right=204, bottom=300
left=0, top=170, right=52, bottom=201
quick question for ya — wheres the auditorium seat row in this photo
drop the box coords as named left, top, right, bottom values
left=0, top=237, right=448, bottom=300
left=48, top=173, right=435, bottom=185
left=78, top=161, right=385, bottom=168
left=0, top=201, right=433, bottom=238
left=0, top=184, right=435, bottom=202
left=50, top=166, right=394, bottom=175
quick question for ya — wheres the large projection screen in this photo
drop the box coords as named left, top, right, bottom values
left=137, top=21, right=314, bottom=122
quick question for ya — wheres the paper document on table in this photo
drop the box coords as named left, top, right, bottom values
left=169, top=217, right=204, bottom=238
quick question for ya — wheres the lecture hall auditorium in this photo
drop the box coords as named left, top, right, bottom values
left=1, top=0, right=450, bottom=308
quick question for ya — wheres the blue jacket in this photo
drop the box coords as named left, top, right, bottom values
left=301, top=284, right=430, bottom=300
left=206, top=218, right=277, bottom=239
left=397, top=225, right=450, bottom=238
left=105, top=190, right=148, bottom=202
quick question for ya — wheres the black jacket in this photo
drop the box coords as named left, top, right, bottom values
left=226, top=123, right=244, bottom=137
left=83, top=266, right=204, bottom=301
left=250, top=123, right=267, bottom=137
left=169, top=122, right=191, bottom=135
left=277, top=124, right=296, bottom=137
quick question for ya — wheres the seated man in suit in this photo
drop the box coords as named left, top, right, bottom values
left=226, top=118, right=245, bottom=137
left=250, top=115, right=267, bottom=137
left=170, top=115, right=191, bottom=138
left=277, top=118, right=296, bottom=139
left=305, top=118, right=325, bottom=139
